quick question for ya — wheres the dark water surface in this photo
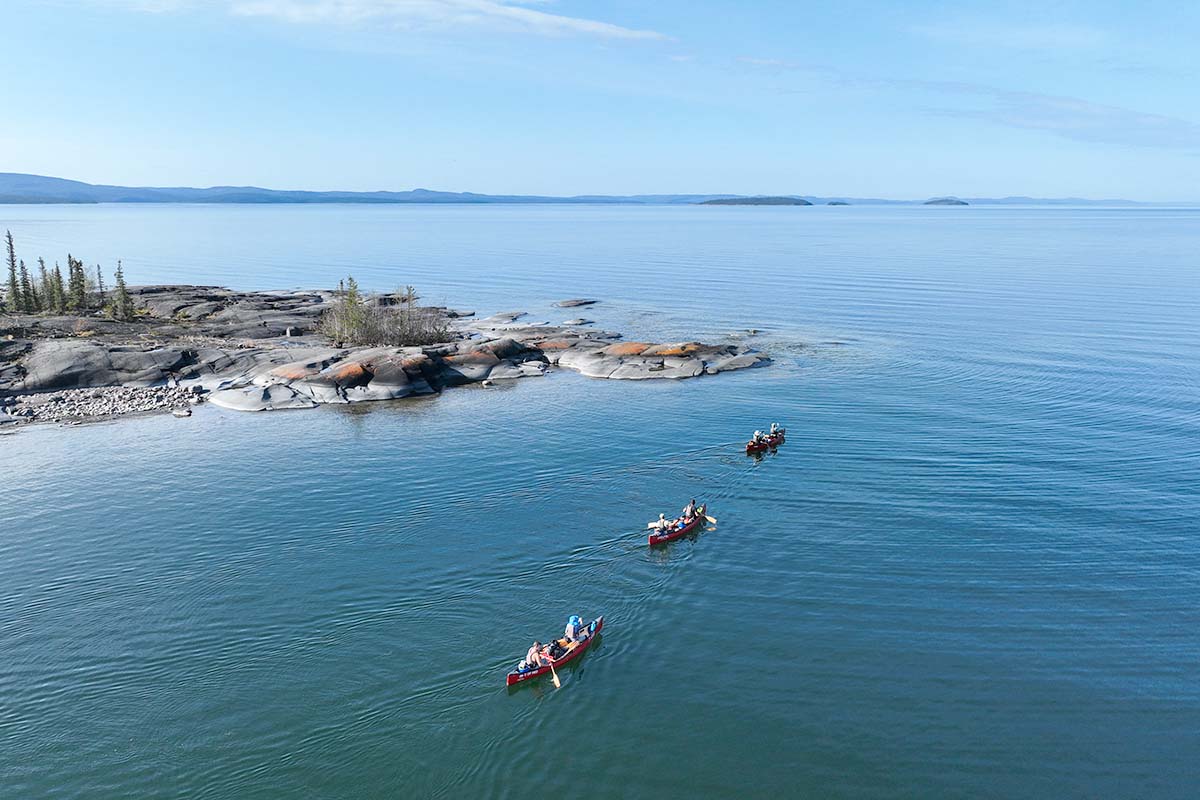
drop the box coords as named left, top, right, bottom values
left=1, top=205, right=1198, bottom=798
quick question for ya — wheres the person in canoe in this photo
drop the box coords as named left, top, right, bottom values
left=769, top=422, right=783, bottom=436
left=681, top=498, right=698, bottom=522
left=751, top=430, right=765, bottom=444
left=651, top=513, right=672, bottom=534
left=520, top=640, right=549, bottom=671
left=564, top=615, right=587, bottom=643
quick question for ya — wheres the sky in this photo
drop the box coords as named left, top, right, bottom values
left=3, top=0, right=1199, bottom=199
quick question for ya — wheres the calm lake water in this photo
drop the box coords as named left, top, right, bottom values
left=1, top=204, right=1198, bottom=798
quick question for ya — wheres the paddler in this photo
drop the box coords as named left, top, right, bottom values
left=521, top=640, right=548, bottom=671
left=769, top=422, right=782, bottom=436
left=652, top=513, right=672, bottom=533
left=564, top=615, right=586, bottom=643
left=681, top=498, right=697, bottom=521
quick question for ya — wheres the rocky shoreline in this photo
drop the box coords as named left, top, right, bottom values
left=0, top=285, right=768, bottom=428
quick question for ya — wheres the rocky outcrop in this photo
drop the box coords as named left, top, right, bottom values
left=0, top=286, right=770, bottom=422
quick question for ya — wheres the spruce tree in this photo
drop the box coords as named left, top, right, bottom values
left=67, top=255, right=87, bottom=311
left=51, top=262, right=66, bottom=312
left=108, top=260, right=134, bottom=321
left=37, top=259, right=51, bottom=313
left=95, top=264, right=106, bottom=307
left=19, top=260, right=38, bottom=313
left=4, top=230, right=19, bottom=313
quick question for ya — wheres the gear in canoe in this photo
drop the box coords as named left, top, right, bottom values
left=507, top=616, right=604, bottom=687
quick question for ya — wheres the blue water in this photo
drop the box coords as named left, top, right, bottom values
left=1, top=204, right=1198, bottom=798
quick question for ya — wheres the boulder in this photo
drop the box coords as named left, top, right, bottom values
left=476, top=337, right=527, bottom=360
left=208, top=384, right=317, bottom=412
left=555, top=299, right=598, bottom=308
left=440, top=349, right=500, bottom=384
left=292, top=358, right=372, bottom=403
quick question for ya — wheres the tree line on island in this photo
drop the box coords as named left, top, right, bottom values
left=3, top=230, right=449, bottom=348
left=3, top=230, right=134, bottom=320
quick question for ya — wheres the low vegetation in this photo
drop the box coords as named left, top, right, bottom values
left=318, top=277, right=450, bottom=347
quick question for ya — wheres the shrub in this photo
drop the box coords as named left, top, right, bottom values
left=318, top=279, right=450, bottom=347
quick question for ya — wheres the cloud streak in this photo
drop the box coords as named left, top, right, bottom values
left=739, top=58, right=1200, bottom=151
left=921, top=86, right=1200, bottom=150
left=908, top=21, right=1110, bottom=51
left=86, top=0, right=666, bottom=39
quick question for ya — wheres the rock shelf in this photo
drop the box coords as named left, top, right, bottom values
left=0, top=285, right=769, bottom=425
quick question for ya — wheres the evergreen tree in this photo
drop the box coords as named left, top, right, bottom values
left=67, top=255, right=87, bottom=311
left=37, top=259, right=51, bottom=313
left=4, top=230, right=19, bottom=313
left=50, top=262, right=67, bottom=311
left=50, top=262, right=66, bottom=312
left=107, top=260, right=135, bottom=321
left=95, top=264, right=106, bottom=307
left=19, top=260, right=38, bottom=313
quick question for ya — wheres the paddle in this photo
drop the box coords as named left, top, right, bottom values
left=704, top=514, right=717, bottom=524
left=549, top=659, right=561, bottom=688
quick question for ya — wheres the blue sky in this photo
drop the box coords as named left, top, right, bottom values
left=4, top=0, right=1199, bottom=198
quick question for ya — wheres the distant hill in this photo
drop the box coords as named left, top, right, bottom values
left=925, top=197, right=969, bottom=206
left=0, top=173, right=1190, bottom=206
left=699, top=196, right=812, bottom=206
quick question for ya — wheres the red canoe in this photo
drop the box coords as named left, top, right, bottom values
left=648, top=514, right=704, bottom=546
left=746, top=432, right=785, bottom=453
left=506, top=616, right=604, bottom=686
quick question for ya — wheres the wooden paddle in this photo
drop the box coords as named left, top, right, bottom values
left=549, top=659, right=561, bottom=688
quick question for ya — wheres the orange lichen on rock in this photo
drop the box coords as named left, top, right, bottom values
left=601, top=342, right=651, bottom=357
left=269, top=364, right=319, bottom=381
left=643, top=342, right=703, bottom=357
left=324, top=361, right=371, bottom=384
left=400, top=354, right=433, bottom=370
left=444, top=350, right=500, bottom=365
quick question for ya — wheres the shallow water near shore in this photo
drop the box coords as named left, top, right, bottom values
left=2, top=204, right=1198, bottom=798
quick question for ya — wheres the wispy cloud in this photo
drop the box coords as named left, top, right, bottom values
left=908, top=21, right=1110, bottom=51
left=85, top=0, right=666, bottom=39
left=738, top=58, right=1200, bottom=151
left=919, top=86, right=1200, bottom=150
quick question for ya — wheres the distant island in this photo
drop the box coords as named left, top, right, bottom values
left=0, top=173, right=1187, bottom=207
left=699, top=196, right=812, bottom=206
left=924, top=197, right=969, bottom=206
